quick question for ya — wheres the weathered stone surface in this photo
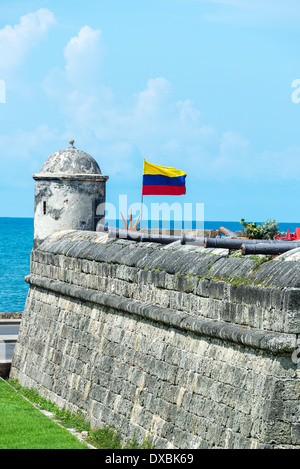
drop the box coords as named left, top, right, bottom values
left=10, top=230, right=300, bottom=449
left=32, top=142, right=109, bottom=247
left=39, top=140, right=102, bottom=175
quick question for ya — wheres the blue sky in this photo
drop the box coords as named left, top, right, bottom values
left=1, top=0, right=300, bottom=223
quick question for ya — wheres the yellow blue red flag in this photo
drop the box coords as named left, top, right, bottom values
left=142, top=160, right=187, bottom=195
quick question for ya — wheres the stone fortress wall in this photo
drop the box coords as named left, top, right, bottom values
left=10, top=229, right=300, bottom=449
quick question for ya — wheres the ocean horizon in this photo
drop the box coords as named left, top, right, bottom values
left=1, top=217, right=299, bottom=313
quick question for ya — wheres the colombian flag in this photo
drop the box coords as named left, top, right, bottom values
left=142, top=160, right=187, bottom=196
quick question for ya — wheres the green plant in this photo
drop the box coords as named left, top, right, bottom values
left=240, top=219, right=261, bottom=238
left=88, top=426, right=122, bottom=449
left=258, top=219, right=279, bottom=239
left=232, top=251, right=243, bottom=258
left=0, top=379, right=88, bottom=449
left=124, top=435, right=155, bottom=449
left=7, top=379, right=155, bottom=450
left=240, top=218, right=279, bottom=239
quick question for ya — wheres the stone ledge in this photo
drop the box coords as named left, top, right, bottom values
left=25, top=274, right=297, bottom=355
left=32, top=173, right=109, bottom=182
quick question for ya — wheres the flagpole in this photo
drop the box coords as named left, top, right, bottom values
left=140, top=159, right=145, bottom=231
left=140, top=193, right=144, bottom=231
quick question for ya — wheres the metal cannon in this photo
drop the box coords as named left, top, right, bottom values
left=241, top=241, right=300, bottom=255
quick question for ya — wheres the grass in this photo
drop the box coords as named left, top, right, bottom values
left=4, top=379, right=155, bottom=450
left=0, top=378, right=88, bottom=449
left=88, top=427, right=154, bottom=450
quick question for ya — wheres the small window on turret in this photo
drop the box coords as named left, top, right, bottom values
left=43, top=201, right=47, bottom=215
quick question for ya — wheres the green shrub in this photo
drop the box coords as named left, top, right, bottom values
left=240, top=218, right=279, bottom=239
left=258, top=219, right=279, bottom=239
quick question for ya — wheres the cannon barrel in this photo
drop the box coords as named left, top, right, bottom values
left=241, top=241, right=300, bottom=256
left=204, top=237, right=270, bottom=249
left=181, top=235, right=205, bottom=246
left=98, top=225, right=300, bottom=253
left=103, top=226, right=182, bottom=244
left=98, top=225, right=205, bottom=245
left=219, top=226, right=238, bottom=238
left=203, top=237, right=300, bottom=250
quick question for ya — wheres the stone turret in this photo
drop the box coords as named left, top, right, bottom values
left=32, top=139, right=109, bottom=247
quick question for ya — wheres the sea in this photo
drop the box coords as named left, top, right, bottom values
left=0, top=217, right=299, bottom=313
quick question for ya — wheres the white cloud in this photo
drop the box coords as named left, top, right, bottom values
left=40, top=23, right=300, bottom=183
left=209, top=131, right=251, bottom=177
left=177, top=99, right=202, bottom=127
left=133, top=78, right=171, bottom=118
left=64, top=25, right=105, bottom=88
left=40, top=27, right=257, bottom=179
left=0, top=124, right=59, bottom=163
left=0, top=124, right=64, bottom=191
left=43, top=25, right=112, bottom=126
left=0, top=9, right=56, bottom=74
